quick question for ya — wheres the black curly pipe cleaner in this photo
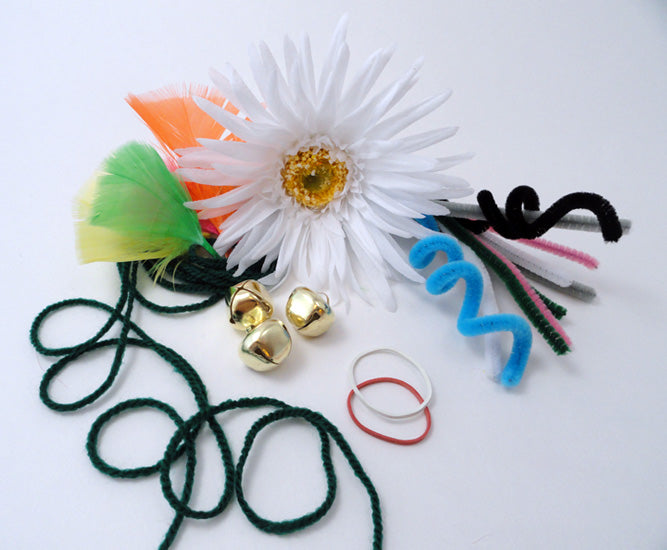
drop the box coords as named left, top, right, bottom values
left=447, top=185, right=627, bottom=242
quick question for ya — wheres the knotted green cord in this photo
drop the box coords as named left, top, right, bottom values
left=29, top=254, right=382, bottom=549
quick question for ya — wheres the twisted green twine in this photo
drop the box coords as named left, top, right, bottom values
left=30, top=255, right=382, bottom=549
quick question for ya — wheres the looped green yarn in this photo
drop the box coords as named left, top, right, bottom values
left=235, top=407, right=337, bottom=533
left=29, top=254, right=382, bottom=549
left=137, top=245, right=271, bottom=313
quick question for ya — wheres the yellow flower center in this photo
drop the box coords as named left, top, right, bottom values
left=281, top=147, right=348, bottom=209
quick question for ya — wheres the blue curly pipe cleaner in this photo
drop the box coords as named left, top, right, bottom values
left=409, top=234, right=533, bottom=387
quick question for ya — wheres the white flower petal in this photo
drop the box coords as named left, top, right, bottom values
left=356, top=201, right=413, bottom=238
left=298, top=33, right=317, bottom=102
left=335, top=58, right=422, bottom=142
left=347, top=233, right=396, bottom=311
left=363, top=154, right=438, bottom=173
left=317, top=211, right=346, bottom=237
left=263, top=67, right=303, bottom=133
left=238, top=210, right=286, bottom=267
left=431, top=153, right=475, bottom=171
left=363, top=201, right=435, bottom=238
left=192, top=95, right=258, bottom=141
left=294, top=224, right=313, bottom=281
left=176, top=167, right=246, bottom=186
left=252, top=42, right=303, bottom=124
left=366, top=90, right=452, bottom=139
left=197, top=203, right=244, bottom=220
left=364, top=186, right=425, bottom=218
left=177, top=149, right=228, bottom=168
left=344, top=210, right=387, bottom=266
left=261, top=249, right=279, bottom=273
left=317, top=41, right=350, bottom=123
left=210, top=66, right=274, bottom=124
left=410, top=171, right=469, bottom=186
left=185, top=180, right=264, bottom=209
left=306, top=223, right=330, bottom=288
left=364, top=171, right=448, bottom=194
left=273, top=222, right=303, bottom=281
left=366, top=225, right=424, bottom=282
left=197, top=139, right=275, bottom=163
left=382, top=191, right=452, bottom=215
left=193, top=96, right=286, bottom=145
left=228, top=214, right=282, bottom=271
left=217, top=199, right=278, bottom=248
left=388, top=127, right=460, bottom=154
left=339, top=46, right=394, bottom=113
left=286, top=56, right=316, bottom=127
left=210, top=162, right=266, bottom=179
left=255, top=41, right=292, bottom=100
left=283, top=36, right=299, bottom=83
left=436, top=186, right=473, bottom=199
left=405, top=174, right=472, bottom=197
left=318, top=14, right=349, bottom=96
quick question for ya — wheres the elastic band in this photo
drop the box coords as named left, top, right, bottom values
left=347, top=378, right=432, bottom=445
left=349, top=349, right=433, bottom=419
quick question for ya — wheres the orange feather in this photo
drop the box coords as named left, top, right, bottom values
left=126, top=84, right=241, bottom=230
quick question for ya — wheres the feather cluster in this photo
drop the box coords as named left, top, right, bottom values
left=127, top=84, right=241, bottom=231
left=75, top=141, right=212, bottom=277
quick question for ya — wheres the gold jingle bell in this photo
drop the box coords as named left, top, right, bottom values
left=285, top=287, right=335, bottom=337
left=229, top=280, right=273, bottom=332
left=239, top=319, right=292, bottom=372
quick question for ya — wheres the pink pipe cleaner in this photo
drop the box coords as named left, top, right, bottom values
left=513, top=236, right=599, bottom=270
left=473, top=234, right=573, bottom=347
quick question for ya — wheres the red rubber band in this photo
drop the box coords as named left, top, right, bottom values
left=347, top=377, right=432, bottom=445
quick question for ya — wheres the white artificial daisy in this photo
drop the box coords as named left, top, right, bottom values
left=179, top=15, right=472, bottom=309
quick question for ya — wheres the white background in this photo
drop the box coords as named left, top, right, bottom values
left=2, top=1, right=666, bottom=549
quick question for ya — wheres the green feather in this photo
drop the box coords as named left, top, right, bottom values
left=76, top=142, right=217, bottom=276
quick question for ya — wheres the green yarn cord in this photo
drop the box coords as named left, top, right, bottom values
left=30, top=257, right=382, bottom=549
left=438, top=216, right=571, bottom=355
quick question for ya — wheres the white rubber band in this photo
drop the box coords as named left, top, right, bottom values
left=348, top=348, right=433, bottom=419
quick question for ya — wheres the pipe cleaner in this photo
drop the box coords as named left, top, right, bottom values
left=513, top=236, right=599, bottom=270
left=436, top=216, right=571, bottom=355
left=458, top=239, right=505, bottom=378
left=409, top=235, right=532, bottom=387
left=446, top=185, right=630, bottom=240
left=480, top=232, right=597, bottom=301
